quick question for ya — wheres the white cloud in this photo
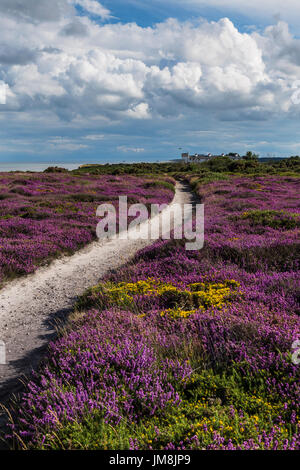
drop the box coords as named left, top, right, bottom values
left=0, top=0, right=72, bottom=23
left=126, top=102, right=150, bottom=119
left=117, top=146, right=145, bottom=153
left=48, top=137, right=89, bottom=150
left=71, top=1, right=111, bottom=19
left=84, top=134, right=105, bottom=140
left=0, top=82, right=9, bottom=104
left=1, top=9, right=300, bottom=127
left=0, top=0, right=111, bottom=23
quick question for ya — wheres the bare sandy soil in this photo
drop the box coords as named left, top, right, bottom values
left=0, top=182, right=194, bottom=409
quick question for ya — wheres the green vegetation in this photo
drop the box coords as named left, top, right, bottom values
left=240, top=209, right=300, bottom=230
left=68, top=155, right=300, bottom=179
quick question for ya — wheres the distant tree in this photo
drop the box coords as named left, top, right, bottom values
left=205, top=155, right=233, bottom=172
left=44, top=166, right=68, bottom=173
left=243, top=151, right=259, bottom=161
left=228, top=159, right=246, bottom=172
left=285, top=156, right=300, bottom=170
left=227, top=152, right=239, bottom=157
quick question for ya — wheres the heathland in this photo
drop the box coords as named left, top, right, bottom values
left=1, top=155, right=299, bottom=450
left=0, top=173, right=174, bottom=287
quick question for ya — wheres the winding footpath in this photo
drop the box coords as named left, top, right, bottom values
left=0, top=182, right=194, bottom=407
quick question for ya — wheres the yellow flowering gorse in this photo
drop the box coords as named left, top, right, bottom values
left=101, top=278, right=241, bottom=318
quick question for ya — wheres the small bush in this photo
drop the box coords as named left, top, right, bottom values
left=44, top=166, right=69, bottom=173
left=241, top=209, right=300, bottom=229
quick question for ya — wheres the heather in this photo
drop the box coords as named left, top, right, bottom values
left=0, top=173, right=175, bottom=287
left=8, top=175, right=300, bottom=450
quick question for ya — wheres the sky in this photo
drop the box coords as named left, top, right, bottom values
left=1, top=1, right=300, bottom=163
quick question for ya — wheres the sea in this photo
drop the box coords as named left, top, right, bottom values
left=0, top=163, right=81, bottom=172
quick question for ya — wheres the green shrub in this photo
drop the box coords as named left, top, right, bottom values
left=67, top=193, right=99, bottom=202
left=241, top=209, right=300, bottom=229
left=143, top=180, right=175, bottom=192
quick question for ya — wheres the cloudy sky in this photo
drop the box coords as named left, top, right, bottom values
left=1, top=0, right=300, bottom=163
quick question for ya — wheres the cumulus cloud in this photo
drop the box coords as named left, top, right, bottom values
left=0, top=44, right=38, bottom=65
left=60, top=20, right=89, bottom=37
left=0, top=0, right=111, bottom=23
left=0, top=0, right=72, bottom=23
left=0, top=81, right=8, bottom=104
left=1, top=9, right=300, bottom=126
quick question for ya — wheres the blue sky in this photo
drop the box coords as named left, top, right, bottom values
left=98, top=0, right=299, bottom=33
left=1, top=0, right=300, bottom=163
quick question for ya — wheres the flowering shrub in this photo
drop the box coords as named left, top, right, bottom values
left=77, top=278, right=242, bottom=314
left=240, top=209, right=300, bottom=230
left=0, top=173, right=175, bottom=287
left=8, top=175, right=300, bottom=450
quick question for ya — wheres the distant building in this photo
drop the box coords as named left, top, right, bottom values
left=181, top=152, right=211, bottom=162
left=181, top=152, right=230, bottom=163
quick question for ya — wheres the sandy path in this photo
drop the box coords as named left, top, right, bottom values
left=0, top=182, right=194, bottom=403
